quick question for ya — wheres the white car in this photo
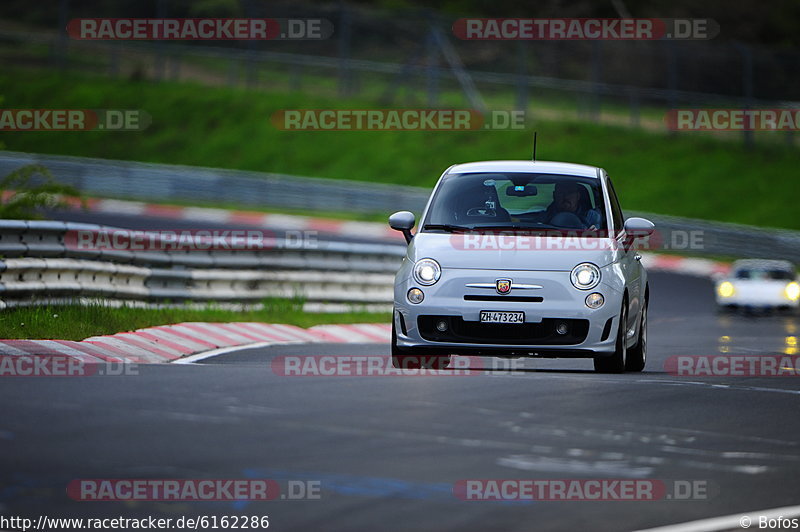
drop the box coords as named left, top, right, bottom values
left=715, top=259, right=799, bottom=311
left=388, top=160, right=654, bottom=373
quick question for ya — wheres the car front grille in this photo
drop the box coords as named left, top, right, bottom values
left=417, top=316, right=589, bottom=345
left=463, top=295, right=544, bottom=302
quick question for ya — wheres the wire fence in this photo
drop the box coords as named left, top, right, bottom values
left=1, top=1, right=799, bottom=147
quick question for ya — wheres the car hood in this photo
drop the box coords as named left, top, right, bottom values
left=408, top=233, right=620, bottom=271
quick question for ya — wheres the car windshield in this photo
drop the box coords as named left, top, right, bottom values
left=422, top=172, right=607, bottom=232
left=734, top=267, right=795, bottom=280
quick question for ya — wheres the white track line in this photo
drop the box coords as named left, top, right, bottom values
left=172, top=342, right=276, bottom=364
left=634, top=504, right=800, bottom=532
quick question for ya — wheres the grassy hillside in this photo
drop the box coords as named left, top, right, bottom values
left=1, top=68, right=798, bottom=229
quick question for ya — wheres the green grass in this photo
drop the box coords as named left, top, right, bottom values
left=1, top=68, right=799, bottom=229
left=0, top=301, right=390, bottom=341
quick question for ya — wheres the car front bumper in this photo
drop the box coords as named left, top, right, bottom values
left=394, top=267, right=624, bottom=358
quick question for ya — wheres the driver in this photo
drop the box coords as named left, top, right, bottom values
left=544, top=181, right=602, bottom=230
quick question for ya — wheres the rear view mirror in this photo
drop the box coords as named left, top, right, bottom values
left=506, top=184, right=538, bottom=197
left=389, top=211, right=416, bottom=243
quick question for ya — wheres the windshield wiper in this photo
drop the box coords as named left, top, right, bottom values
left=422, top=224, right=473, bottom=233
left=473, top=224, right=578, bottom=232
left=469, top=225, right=539, bottom=232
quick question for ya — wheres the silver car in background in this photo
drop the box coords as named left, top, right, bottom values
left=388, top=160, right=655, bottom=373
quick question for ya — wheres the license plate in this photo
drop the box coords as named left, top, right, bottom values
left=480, top=311, right=525, bottom=324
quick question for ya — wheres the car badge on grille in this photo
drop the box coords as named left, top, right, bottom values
left=496, top=279, right=512, bottom=294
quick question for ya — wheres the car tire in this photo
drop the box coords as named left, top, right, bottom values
left=391, top=321, right=451, bottom=370
left=625, top=299, right=647, bottom=372
left=594, top=301, right=627, bottom=373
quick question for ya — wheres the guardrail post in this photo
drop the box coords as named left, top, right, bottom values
left=666, top=40, right=678, bottom=136
left=56, top=0, right=70, bottom=70
left=154, top=0, right=167, bottom=81
left=243, top=0, right=258, bottom=88
left=425, top=29, right=440, bottom=107
left=735, top=43, right=755, bottom=150
left=515, top=40, right=528, bottom=112
left=338, top=4, right=353, bottom=97
left=108, top=45, right=119, bottom=77
left=590, top=40, right=603, bottom=122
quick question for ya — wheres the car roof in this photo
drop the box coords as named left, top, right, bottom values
left=447, top=160, right=601, bottom=178
left=732, top=259, right=795, bottom=270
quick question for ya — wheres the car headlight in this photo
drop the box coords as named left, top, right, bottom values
left=785, top=282, right=800, bottom=301
left=413, top=258, right=441, bottom=286
left=717, top=281, right=735, bottom=298
left=570, top=263, right=600, bottom=290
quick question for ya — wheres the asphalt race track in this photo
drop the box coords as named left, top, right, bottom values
left=3, top=212, right=800, bottom=531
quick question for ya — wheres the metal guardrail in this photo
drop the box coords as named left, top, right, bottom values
left=0, top=151, right=430, bottom=217
left=0, top=220, right=405, bottom=309
left=630, top=213, right=800, bottom=265
left=3, top=151, right=800, bottom=263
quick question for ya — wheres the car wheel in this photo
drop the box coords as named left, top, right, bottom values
left=391, top=321, right=451, bottom=370
left=625, top=300, right=647, bottom=372
left=594, top=301, right=627, bottom=373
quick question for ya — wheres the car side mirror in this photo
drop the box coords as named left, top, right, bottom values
left=622, top=217, right=655, bottom=252
left=389, top=211, right=416, bottom=243
left=623, top=217, right=655, bottom=237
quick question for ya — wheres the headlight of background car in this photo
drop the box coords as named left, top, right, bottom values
left=413, top=258, right=441, bottom=286
left=717, top=281, right=735, bottom=298
left=785, top=281, right=800, bottom=301
left=570, top=263, right=601, bottom=290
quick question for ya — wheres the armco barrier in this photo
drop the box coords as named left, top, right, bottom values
left=0, top=221, right=752, bottom=311
left=0, top=151, right=430, bottom=219
left=0, top=220, right=403, bottom=308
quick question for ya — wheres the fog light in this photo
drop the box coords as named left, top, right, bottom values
left=407, top=288, right=424, bottom=304
left=585, top=292, right=604, bottom=309
left=436, top=320, right=448, bottom=332
left=556, top=322, right=569, bottom=335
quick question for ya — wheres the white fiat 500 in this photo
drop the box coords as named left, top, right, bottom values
left=388, top=160, right=654, bottom=373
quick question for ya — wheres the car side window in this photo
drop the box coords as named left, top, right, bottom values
left=606, top=177, right=625, bottom=236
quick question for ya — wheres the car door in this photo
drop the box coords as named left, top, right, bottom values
left=606, top=175, right=642, bottom=338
